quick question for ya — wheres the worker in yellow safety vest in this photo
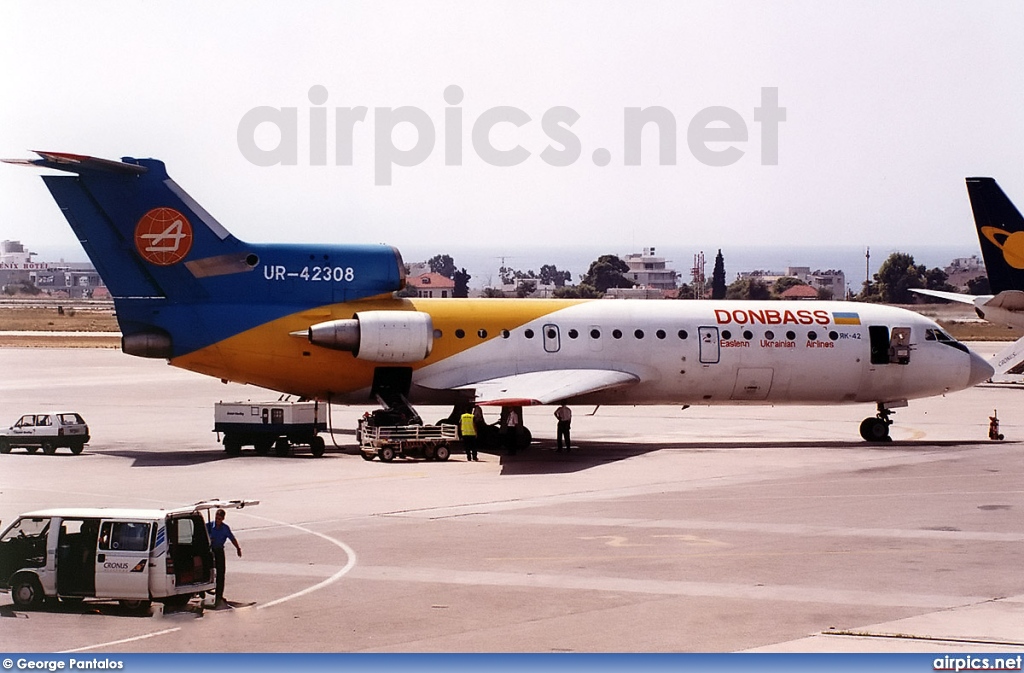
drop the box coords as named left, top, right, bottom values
left=460, top=408, right=479, bottom=461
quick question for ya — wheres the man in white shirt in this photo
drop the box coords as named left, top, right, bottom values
left=554, top=404, right=572, bottom=452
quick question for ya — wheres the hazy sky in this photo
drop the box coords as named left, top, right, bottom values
left=2, top=1, right=1022, bottom=274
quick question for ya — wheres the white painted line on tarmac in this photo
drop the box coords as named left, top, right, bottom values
left=250, top=515, right=357, bottom=611
left=59, top=627, right=182, bottom=653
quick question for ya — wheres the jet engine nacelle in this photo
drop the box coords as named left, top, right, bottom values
left=306, top=311, right=433, bottom=362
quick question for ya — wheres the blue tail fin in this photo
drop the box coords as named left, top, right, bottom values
left=967, top=177, right=1024, bottom=295
left=6, top=152, right=406, bottom=357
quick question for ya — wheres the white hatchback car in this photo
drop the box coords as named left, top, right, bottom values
left=0, top=412, right=90, bottom=455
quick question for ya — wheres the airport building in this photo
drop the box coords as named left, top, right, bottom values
left=0, top=240, right=106, bottom=299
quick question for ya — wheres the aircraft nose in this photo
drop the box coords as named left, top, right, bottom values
left=968, top=350, right=995, bottom=387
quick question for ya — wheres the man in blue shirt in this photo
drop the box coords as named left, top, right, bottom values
left=206, top=508, right=242, bottom=607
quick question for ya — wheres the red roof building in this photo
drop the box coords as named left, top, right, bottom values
left=407, top=272, right=455, bottom=298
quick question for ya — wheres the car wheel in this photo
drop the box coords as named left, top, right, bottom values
left=25, top=446, right=38, bottom=454
left=310, top=436, right=326, bottom=457
left=11, top=574, right=44, bottom=609
left=274, top=438, right=291, bottom=457
left=119, top=599, right=152, bottom=613
left=379, top=446, right=395, bottom=462
left=70, top=441, right=85, bottom=455
left=223, top=437, right=242, bottom=456
left=360, top=451, right=375, bottom=461
left=0, top=439, right=10, bottom=454
left=434, top=444, right=450, bottom=462
left=41, top=442, right=56, bottom=455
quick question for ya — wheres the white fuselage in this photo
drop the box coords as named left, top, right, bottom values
left=407, top=300, right=990, bottom=407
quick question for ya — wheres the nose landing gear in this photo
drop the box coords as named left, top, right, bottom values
left=860, top=402, right=898, bottom=442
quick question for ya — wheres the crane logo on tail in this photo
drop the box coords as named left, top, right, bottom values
left=134, top=207, right=193, bottom=265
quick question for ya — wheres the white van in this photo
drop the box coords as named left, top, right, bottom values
left=0, top=499, right=257, bottom=610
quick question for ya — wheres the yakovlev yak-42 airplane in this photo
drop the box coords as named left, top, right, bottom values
left=6, top=152, right=993, bottom=443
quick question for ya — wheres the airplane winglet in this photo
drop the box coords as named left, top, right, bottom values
left=2, top=151, right=148, bottom=175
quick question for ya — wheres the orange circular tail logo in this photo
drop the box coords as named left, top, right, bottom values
left=134, top=207, right=193, bottom=266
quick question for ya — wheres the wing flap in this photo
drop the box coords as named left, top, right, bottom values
left=433, top=369, right=639, bottom=406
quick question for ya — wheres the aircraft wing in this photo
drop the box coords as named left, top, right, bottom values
left=434, top=369, right=640, bottom=406
left=910, top=288, right=984, bottom=305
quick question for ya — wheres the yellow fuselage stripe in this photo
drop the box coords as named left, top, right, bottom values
left=171, top=297, right=586, bottom=398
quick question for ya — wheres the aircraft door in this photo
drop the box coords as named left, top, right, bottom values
left=94, top=520, right=151, bottom=600
left=542, top=324, right=560, bottom=353
left=869, top=325, right=912, bottom=365
left=698, top=326, right=720, bottom=364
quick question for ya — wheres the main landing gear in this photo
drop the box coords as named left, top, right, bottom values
left=860, top=401, right=904, bottom=442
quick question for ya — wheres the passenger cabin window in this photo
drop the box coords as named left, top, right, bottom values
left=99, top=522, right=151, bottom=552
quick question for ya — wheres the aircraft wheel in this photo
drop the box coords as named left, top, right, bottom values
left=859, top=417, right=890, bottom=442
left=517, top=428, right=533, bottom=449
left=11, top=574, right=44, bottom=609
left=274, top=438, right=291, bottom=457
left=379, top=446, right=395, bottom=462
left=310, top=436, right=326, bottom=457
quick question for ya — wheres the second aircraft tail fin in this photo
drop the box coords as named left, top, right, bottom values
left=967, top=177, right=1024, bottom=294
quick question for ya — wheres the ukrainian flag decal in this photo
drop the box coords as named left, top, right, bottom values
left=832, top=312, right=861, bottom=325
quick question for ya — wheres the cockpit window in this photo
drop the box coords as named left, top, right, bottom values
left=925, top=328, right=968, bottom=353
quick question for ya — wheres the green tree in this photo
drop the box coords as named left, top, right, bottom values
left=539, top=264, right=572, bottom=288
left=966, top=275, right=990, bottom=294
left=428, top=254, right=456, bottom=279
left=482, top=287, right=507, bottom=298
left=772, top=276, right=806, bottom=297
left=553, top=283, right=602, bottom=299
left=515, top=279, right=537, bottom=298
left=725, top=277, right=771, bottom=300
left=675, top=282, right=694, bottom=299
left=453, top=268, right=471, bottom=298
left=711, top=249, right=727, bottom=299
left=874, top=252, right=924, bottom=304
left=582, top=255, right=634, bottom=294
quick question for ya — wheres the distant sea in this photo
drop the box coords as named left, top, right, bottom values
left=32, top=242, right=981, bottom=295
